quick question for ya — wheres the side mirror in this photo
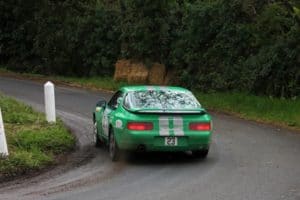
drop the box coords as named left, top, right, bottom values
left=96, top=98, right=106, bottom=108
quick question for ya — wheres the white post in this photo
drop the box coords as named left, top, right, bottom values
left=0, top=108, right=9, bottom=156
left=44, top=81, right=56, bottom=123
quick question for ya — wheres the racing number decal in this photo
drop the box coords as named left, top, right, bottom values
left=115, top=119, right=123, bottom=129
left=165, top=137, right=178, bottom=146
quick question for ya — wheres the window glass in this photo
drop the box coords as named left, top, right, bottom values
left=108, top=91, right=123, bottom=109
left=124, top=90, right=201, bottom=110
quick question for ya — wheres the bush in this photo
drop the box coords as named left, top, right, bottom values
left=170, top=0, right=299, bottom=98
left=0, top=0, right=120, bottom=77
left=119, top=0, right=177, bottom=65
left=0, top=0, right=299, bottom=97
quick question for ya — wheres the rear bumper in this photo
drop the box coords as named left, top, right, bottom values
left=115, top=130, right=211, bottom=152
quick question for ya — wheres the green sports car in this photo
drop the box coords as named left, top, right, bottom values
left=93, top=86, right=212, bottom=161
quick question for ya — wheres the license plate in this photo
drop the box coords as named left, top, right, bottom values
left=165, top=137, right=178, bottom=146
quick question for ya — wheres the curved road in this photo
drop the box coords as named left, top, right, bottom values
left=0, top=77, right=299, bottom=200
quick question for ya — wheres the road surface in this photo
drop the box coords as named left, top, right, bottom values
left=0, top=77, right=299, bottom=200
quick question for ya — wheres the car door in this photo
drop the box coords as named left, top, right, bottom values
left=101, top=91, right=123, bottom=139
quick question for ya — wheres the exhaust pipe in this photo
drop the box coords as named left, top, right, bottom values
left=137, top=144, right=146, bottom=152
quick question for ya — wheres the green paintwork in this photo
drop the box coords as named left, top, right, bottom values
left=93, top=86, right=212, bottom=152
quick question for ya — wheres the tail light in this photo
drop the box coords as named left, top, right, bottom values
left=189, top=122, right=211, bottom=131
left=127, top=122, right=153, bottom=131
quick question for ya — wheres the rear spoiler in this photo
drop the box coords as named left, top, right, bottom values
left=124, top=107, right=207, bottom=115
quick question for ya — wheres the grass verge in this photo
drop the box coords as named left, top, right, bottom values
left=195, top=92, right=300, bottom=130
left=0, top=68, right=125, bottom=91
left=0, top=94, right=75, bottom=179
left=0, top=67, right=299, bottom=131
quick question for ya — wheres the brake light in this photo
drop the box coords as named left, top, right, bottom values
left=189, top=122, right=211, bottom=131
left=127, top=122, right=153, bottom=131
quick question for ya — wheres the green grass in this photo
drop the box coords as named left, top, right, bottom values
left=54, top=76, right=127, bottom=91
left=0, top=68, right=126, bottom=91
left=195, top=92, right=300, bottom=129
left=0, top=95, right=75, bottom=177
left=0, top=67, right=299, bottom=131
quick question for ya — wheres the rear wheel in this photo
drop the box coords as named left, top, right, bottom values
left=192, top=149, right=209, bottom=159
left=93, top=121, right=102, bottom=147
left=109, top=129, right=120, bottom=161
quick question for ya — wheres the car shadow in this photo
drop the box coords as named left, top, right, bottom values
left=122, top=151, right=216, bottom=166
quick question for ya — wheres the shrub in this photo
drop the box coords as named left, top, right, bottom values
left=0, top=0, right=299, bottom=97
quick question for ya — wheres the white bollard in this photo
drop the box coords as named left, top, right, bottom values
left=0, top=108, right=9, bottom=156
left=44, top=81, right=56, bottom=123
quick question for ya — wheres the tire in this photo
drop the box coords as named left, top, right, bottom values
left=93, top=121, right=102, bottom=147
left=109, top=129, right=120, bottom=162
left=192, top=149, right=209, bottom=159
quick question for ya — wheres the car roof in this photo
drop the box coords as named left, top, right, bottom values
left=119, top=85, right=191, bottom=93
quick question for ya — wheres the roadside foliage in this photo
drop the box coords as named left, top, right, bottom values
left=0, top=0, right=299, bottom=98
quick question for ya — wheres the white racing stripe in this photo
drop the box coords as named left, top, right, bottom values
left=159, top=116, right=185, bottom=136
left=159, top=116, right=169, bottom=136
left=173, top=117, right=184, bottom=136
left=155, top=86, right=185, bottom=136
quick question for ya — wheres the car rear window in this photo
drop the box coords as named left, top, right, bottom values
left=124, top=90, right=201, bottom=110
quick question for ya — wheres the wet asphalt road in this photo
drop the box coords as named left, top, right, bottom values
left=0, top=77, right=299, bottom=200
